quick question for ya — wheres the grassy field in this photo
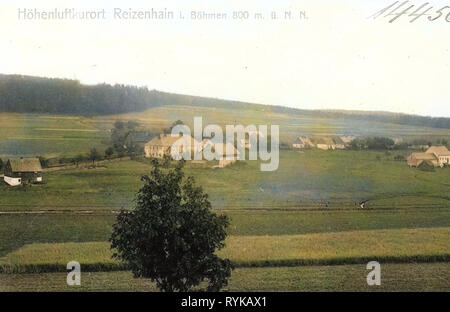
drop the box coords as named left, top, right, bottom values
left=1, top=150, right=450, bottom=211
left=2, top=208, right=450, bottom=258
left=2, top=263, right=449, bottom=292
left=1, top=228, right=449, bottom=273
left=0, top=214, right=114, bottom=257
left=1, top=109, right=449, bottom=291
left=1, top=108, right=450, bottom=158
left=2, top=207, right=450, bottom=259
left=0, top=114, right=110, bottom=158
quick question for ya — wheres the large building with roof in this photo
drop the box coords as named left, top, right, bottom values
left=144, top=134, right=201, bottom=159
left=426, top=146, right=450, bottom=166
left=407, top=145, right=450, bottom=168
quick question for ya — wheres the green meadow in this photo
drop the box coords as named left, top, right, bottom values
left=2, top=263, right=449, bottom=292
left=0, top=109, right=450, bottom=291
left=2, top=206, right=450, bottom=258
left=1, top=150, right=450, bottom=211
left=0, top=148, right=450, bottom=226
left=1, top=228, right=449, bottom=273
left=2, top=107, right=450, bottom=158
left=0, top=114, right=110, bottom=158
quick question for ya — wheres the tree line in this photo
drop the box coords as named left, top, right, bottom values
left=1, top=73, right=450, bottom=129
left=0, top=74, right=163, bottom=115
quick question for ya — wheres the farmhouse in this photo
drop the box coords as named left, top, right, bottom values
left=407, top=152, right=439, bottom=168
left=144, top=134, right=201, bottom=159
left=4, top=157, right=43, bottom=186
left=426, top=146, right=450, bottom=166
left=292, top=136, right=313, bottom=149
left=314, top=137, right=345, bottom=150
left=292, top=136, right=348, bottom=150
left=202, top=140, right=240, bottom=167
left=407, top=146, right=450, bottom=168
left=332, top=137, right=346, bottom=149
left=218, top=142, right=240, bottom=168
left=340, top=135, right=356, bottom=146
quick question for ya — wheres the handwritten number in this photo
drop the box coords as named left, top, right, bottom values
left=387, top=4, right=415, bottom=22
left=409, top=3, right=433, bottom=22
left=371, top=1, right=450, bottom=22
left=428, top=6, right=450, bottom=21
left=368, top=1, right=400, bottom=19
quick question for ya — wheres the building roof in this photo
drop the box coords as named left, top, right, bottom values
left=340, top=135, right=356, bottom=143
left=146, top=134, right=186, bottom=147
left=313, top=137, right=335, bottom=145
left=426, top=146, right=450, bottom=156
left=8, top=158, right=42, bottom=172
left=293, top=136, right=311, bottom=144
left=332, top=137, right=345, bottom=145
left=145, top=134, right=201, bottom=152
left=410, top=152, right=437, bottom=160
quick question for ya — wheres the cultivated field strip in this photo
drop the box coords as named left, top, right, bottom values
left=1, top=227, right=449, bottom=273
left=2, top=263, right=450, bottom=292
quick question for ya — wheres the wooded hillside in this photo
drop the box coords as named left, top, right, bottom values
left=1, top=74, right=449, bottom=129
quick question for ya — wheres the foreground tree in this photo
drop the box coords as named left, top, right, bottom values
left=110, top=159, right=233, bottom=292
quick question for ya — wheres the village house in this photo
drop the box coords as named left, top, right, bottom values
left=292, top=136, right=348, bottom=150
left=217, top=142, right=240, bottom=168
left=332, top=137, right=346, bottom=149
left=407, top=145, right=450, bottom=168
left=4, top=157, right=43, bottom=186
left=314, top=136, right=345, bottom=150
left=292, top=136, right=313, bottom=149
left=407, top=152, right=439, bottom=168
left=425, top=146, right=450, bottom=166
left=144, top=134, right=201, bottom=159
left=201, top=140, right=240, bottom=168
left=340, top=135, right=356, bottom=146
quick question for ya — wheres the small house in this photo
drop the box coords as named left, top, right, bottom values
left=340, top=135, right=356, bottom=146
left=332, top=137, right=346, bottom=150
left=4, top=158, right=43, bottom=186
left=218, top=142, right=240, bottom=168
left=201, top=140, right=240, bottom=168
left=292, top=136, right=313, bottom=149
left=313, top=137, right=337, bottom=150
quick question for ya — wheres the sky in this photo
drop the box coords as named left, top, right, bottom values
left=0, top=0, right=449, bottom=117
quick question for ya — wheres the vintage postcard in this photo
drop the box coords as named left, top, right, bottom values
left=0, top=0, right=449, bottom=299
